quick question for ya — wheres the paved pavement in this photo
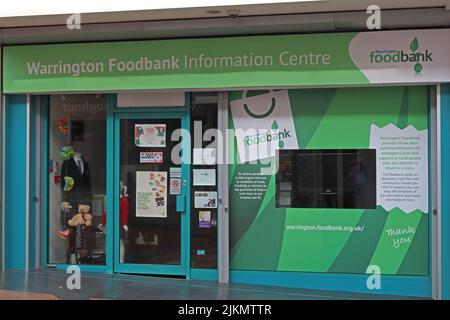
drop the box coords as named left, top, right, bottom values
left=0, top=269, right=421, bottom=300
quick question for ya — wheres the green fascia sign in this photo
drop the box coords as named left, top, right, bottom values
left=2, top=33, right=368, bottom=93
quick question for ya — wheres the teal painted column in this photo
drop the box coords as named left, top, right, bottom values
left=29, top=96, right=37, bottom=269
left=4, top=95, right=30, bottom=269
left=105, top=94, right=115, bottom=274
left=441, top=84, right=450, bottom=300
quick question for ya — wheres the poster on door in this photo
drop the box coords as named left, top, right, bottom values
left=135, top=124, right=166, bottom=147
left=136, top=171, right=167, bottom=218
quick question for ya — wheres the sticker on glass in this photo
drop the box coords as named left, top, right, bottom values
left=140, top=151, right=163, bottom=164
left=169, top=167, right=182, bottom=195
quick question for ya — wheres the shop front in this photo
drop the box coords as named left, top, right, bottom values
left=2, top=28, right=450, bottom=298
left=31, top=91, right=219, bottom=276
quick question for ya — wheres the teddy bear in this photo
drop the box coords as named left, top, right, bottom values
left=68, top=204, right=93, bottom=227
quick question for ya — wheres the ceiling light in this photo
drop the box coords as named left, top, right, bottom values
left=206, top=9, right=221, bottom=15
left=227, top=9, right=241, bottom=19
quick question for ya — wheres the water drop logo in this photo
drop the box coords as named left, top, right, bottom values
left=271, top=120, right=278, bottom=130
left=271, top=120, right=285, bottom=148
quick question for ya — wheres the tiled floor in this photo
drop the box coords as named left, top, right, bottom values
left=0, top=269, right=420, bottom=300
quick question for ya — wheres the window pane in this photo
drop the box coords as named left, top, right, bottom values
left=48, top=94, right=106, bottom=265
left=118, top=118, right=182, bottom=265
left=190, top=93, right=218, bottom=269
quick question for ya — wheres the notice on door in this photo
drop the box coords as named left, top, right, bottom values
left=135, top=124, right=166, bottom=147
left=136, top=171, right=167, bottom=218
left=369, top=124, right=428, bottom=213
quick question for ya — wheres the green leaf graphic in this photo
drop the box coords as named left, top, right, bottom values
left=271, top=120, right=278, bottom=130
left=410, top=38, right=419, bottom=52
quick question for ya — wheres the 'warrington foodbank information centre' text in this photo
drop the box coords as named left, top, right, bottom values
left=26, top=52, right=333, bottom=77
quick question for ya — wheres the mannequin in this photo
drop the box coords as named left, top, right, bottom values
left=98, top=181, right=129, bottom=263
left=61, top=142, right=92, bottom=203
left=119, top=183, right=129, bottom=263
left=58, top=142, right=92, bottom=249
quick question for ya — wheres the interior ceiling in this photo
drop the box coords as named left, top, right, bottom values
left=0, top=0, right=448, bottom=28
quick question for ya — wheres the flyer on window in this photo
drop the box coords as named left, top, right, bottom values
left=192, top=148, right=216, bottom=165
left=199, top=211, right=211, bottom=228
left=136, top=171, right=167, bottom=218
left=194, top=191, right=217, bottom=209
left=193, top=169, right=216, bottom=186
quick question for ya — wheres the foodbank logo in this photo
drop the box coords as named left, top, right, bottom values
left=369, top=37, right=432, bottom=73
left=242, top=120, right=291, bottom=149
left=243, top=97, right=290, bottom=149
left=231, top=90, right=299, bottom=162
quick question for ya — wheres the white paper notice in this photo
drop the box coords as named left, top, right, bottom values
left=194, top=191, right=218, bottom=209
left=193, top=169, right=216, bottom=186
left=369, top=124, right=428, bottom=213
left=136, top=171, right=167, bottom=218
left=192, top=148, right=216, bottom=165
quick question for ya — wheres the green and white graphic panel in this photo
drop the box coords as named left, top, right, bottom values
left=3, top=29, right=450, bottom=92
left=228, top=87, right=429, bottom=276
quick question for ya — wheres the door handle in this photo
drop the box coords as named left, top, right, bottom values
left=176, top=195, right=186, bottom=212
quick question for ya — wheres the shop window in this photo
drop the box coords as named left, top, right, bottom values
left=276, top=149, right=376, bottom=209
left=48, top=94, right=106, bottom=265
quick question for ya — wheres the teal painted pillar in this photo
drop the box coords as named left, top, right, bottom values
left=442, top=84, right=450, bottom=300
left=4, top=95, right=31, bottom=270
left=105, top=94, right=114, bottom=274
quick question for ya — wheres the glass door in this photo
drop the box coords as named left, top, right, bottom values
left=113, top=113, right=189, bottom=276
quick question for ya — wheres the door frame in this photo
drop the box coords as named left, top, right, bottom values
left=110, top=95, right=191, bottom=277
